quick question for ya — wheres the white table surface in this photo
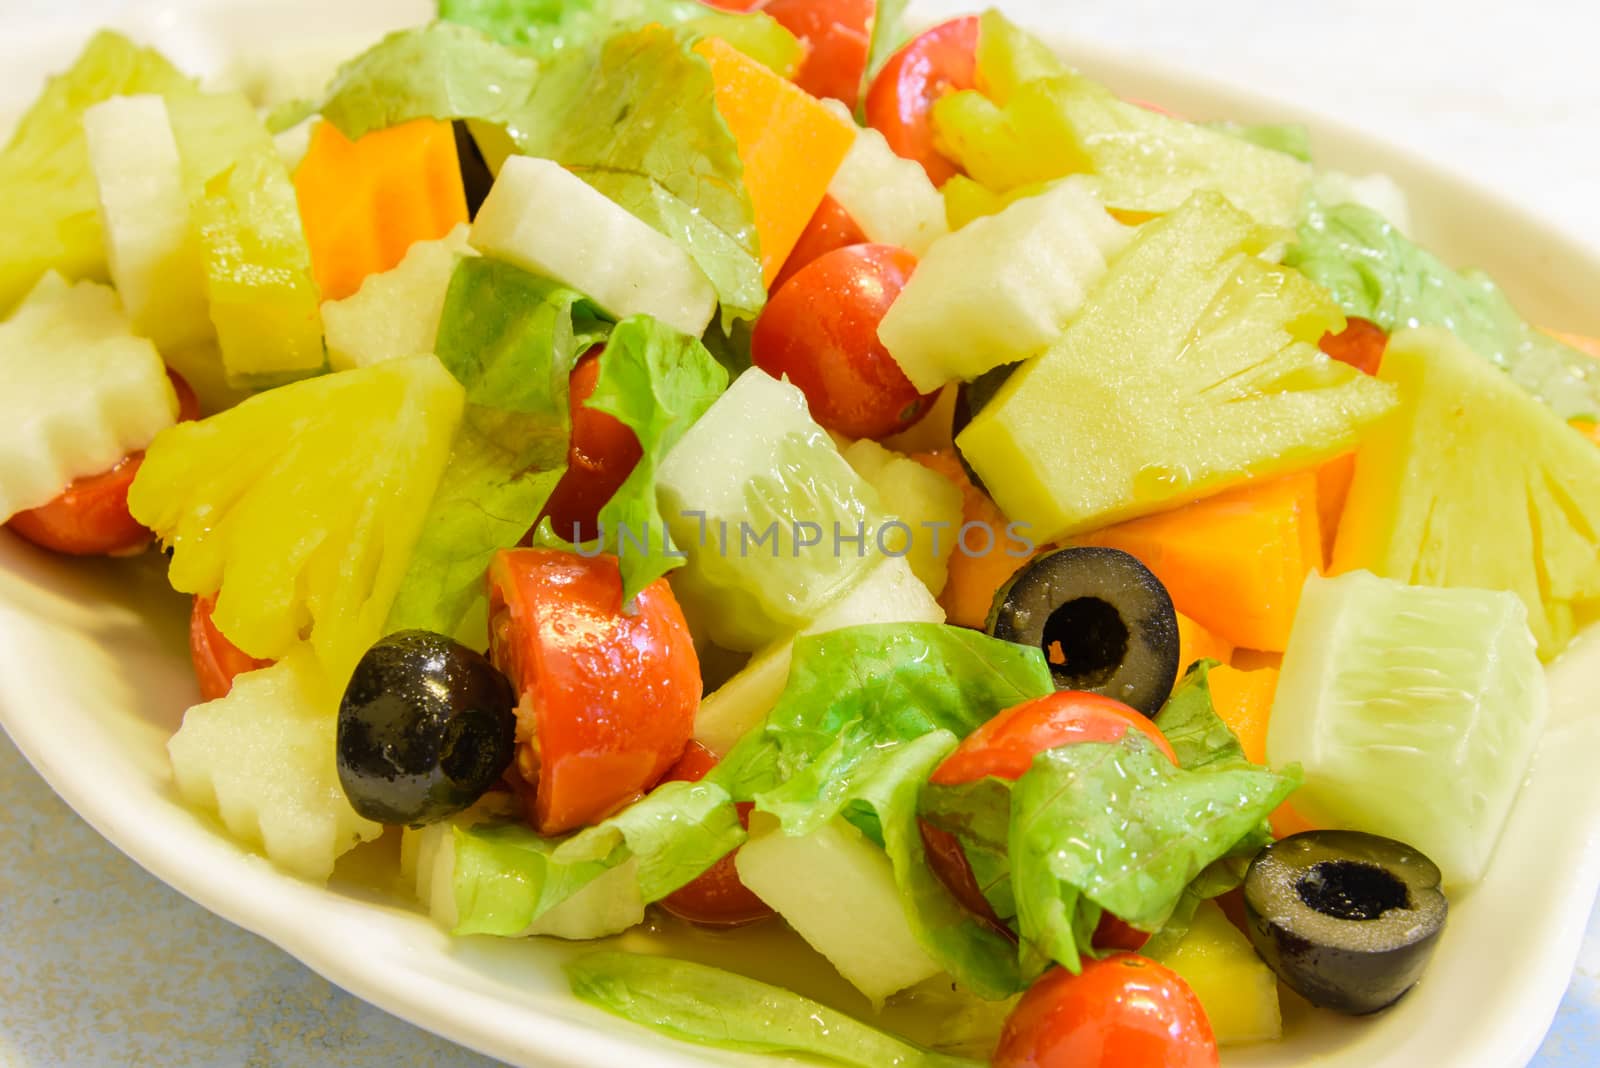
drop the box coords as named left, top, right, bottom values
left=2, top=1, right=1598, bottom=1065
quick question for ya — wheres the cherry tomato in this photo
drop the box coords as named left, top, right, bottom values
left=7, top=370, right=200, bottom=557
left=657, top=741, right=776, bottom=927
left=864, top=17, right=978, bottom=185
left=538, top=347, right=644, bottom=543
left=1128, top=98, right=1184, bottom=120
left=923, top=692, right=1177, bottom=944
left=772, top=195, right=868, bottom=293
left=488, top=548, right=700, bottom=835
left=1318, top=316, right=1387, bottom=376
left=696, top=0, right=767, bottom=10
left=752, top=243, right=935, bottom=439
left=763, top=0, right=873, bottom=110
left=993, top=956, right=1219, bottom=1068
left=189, top=594, right=274, bottom=702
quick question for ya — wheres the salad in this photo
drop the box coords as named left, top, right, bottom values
left=2, top=1, right=1599, bottom=1066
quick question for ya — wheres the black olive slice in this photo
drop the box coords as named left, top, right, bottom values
left=985, top=546, right=1180, bottom=716
left=453, top=120, right=497, bottom=220
left=337, top=629, right=518, bottom=826
left=1244, top=830, right=1447, bottom=1015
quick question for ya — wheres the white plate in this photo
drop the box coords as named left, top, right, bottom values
left=3, top=3, right=1600, bottom=1067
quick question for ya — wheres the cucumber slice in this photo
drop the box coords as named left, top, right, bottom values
left=82, top=94, right=212, bottom=353
left=877, top=177, right=1130, bottom=394
left=1268, top=570, right=1548, bottom=886
left=323, top=223, right=476, bottom=371
left=736, top=816, right=943, bottom=1003
left=0, top=272, right=176, bottom=520
left=823, top=101, right=948, bottom=257
left=658, top=369, right=884, bottom=651
left=470, top=155, right=717, bottom=337
left=694, top=554, right=944, bottom=756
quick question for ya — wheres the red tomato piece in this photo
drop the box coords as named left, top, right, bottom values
left=1318, top=316, right=1387, bottom=376
left=771, top=194, right=868, bottom=293
left=657, top=741, right=776, bottom=928
left=697, top=0, right=767, bottom=9
left=7, top=370, right=200, bottom=557
left=994, top=956, right=1219, bottom=1068
left=488, top=548, right=700, bottom=835
left=538, top=347, right=644, bottom=544
left=923, top=692, right=1177, bottom=946
left=864, top=16, right=978, bottom=185
left=189, top=594, right=275, bottom=702
left=763, top=0, right=873, bottom=110
left=752, top=243, right=935, bottom=439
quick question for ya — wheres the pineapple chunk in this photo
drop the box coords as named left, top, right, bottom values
left=0, top=272, right=176, bottom=520
left=193, top=142, right=326, bottom=387
left=1333, top=327, right=1600, bottom=659
left=128, top=354, right=465, bottom=683
left=877, top=178, right=1130, bottom=393
left=169, top=647, right=382, bottom=881
left=1151, top=901, right=1281, bottom=1045
left=82, top=94, right=212, bottom=353
left=823, top=100, right=947, bottom=256
left=958, top=193, right=1397, bottom=542
left=842, top=439, right=963, bottom=596
left=323, top=223, right=476, bottom=371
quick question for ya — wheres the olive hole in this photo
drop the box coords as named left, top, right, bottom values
left=1296, top=860, right=1409, bottom=921
left=1041, top=596, right=1130, bottom=688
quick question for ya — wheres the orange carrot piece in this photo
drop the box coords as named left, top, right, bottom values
left=913, top=450, right=1041, bottom=629
left=1543, top=329, right=1600, bottom=360
left=1230, top=648, right=1283, bottom=673
left=1074, top=470, right=1322, bottom=652
left=1573, top=420, right=1600, bottom=447
left=294, top=118, right=468, bottom=301
left=1207, top=664, right=1277, bottom=766
left=1315, top=451, right=1357, bottom=567
left=694, top=37, right=857, bottom=286
left=1176, top=612, right=1232, bottom=674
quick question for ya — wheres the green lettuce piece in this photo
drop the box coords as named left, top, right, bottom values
left=1153, top=659, right=1252, bottom=772
left=1287, top=200, right=1600, bottom=420
left=384, top=257, right=609, bottom=644
left=567, top=952, right=981, bottom=1068
left=318, top=23, right=540, bottom=140
left=506, top=24, right=765, bottom=325
left=1207, top=120, right=1312, bottom=162
left=1010, top=735, right=1298, bottom=973
left=582, top=316, right=728, bottom=602
left=715, top=624, right=1053, bottom=999
left=0, top=31, right=195, bottom=311
left=452, top=780, right=743, bottom=935
left=860, top=0, right=911, bottom=110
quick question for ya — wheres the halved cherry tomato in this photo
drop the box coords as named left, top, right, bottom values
left=763, top=0, right=873, bottom=110
left=1318, top=316, right=1387, bottom=377
left=994, top=955, right=1219, bottom=1068
left=7, top=370, right=199, bottom=557
left=538, top=347, right=644, bottom=543
left=864, top=16, right=978, bottom=185
left=752, top=243, right=935, bottom=439
left=922, top=692, right=1177, bottom=946
left=189, top=594, right=274, bottom=702
left=488, top=548, right=700, bottom=835
left=657, top=741, right=776, bottom=928
left=771, top=194, right=868, bottom=293
left=696, top=0, right=767, bottom=10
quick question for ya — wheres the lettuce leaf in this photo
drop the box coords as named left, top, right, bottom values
left=439, top=0, right=706, bottom=54
left=1287, top=200, right=1600, bottom=420
left=0, top=31, right=195, bottom=311
left=567, top=952, right=981, bottom=1068
left=317, top=23, right=540, bottom=141
left=583, top=316, right=728, bottom=602
left=506, top=25, right=765, bottom=325
left=452, top=780, right=742, bottom=935
left=384, top=257, right=609, bottom=644
left=714, top=624, right=1053, bottom=999
left=1207, top=120, right=1312, bottom=162
left=861, top=0, right=911, bottom=111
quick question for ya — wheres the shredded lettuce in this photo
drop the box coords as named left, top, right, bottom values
left=1287, top=200, right=1600, bottom=420
left=452, top=780, right=742, bottom=935
left=583, top=316, right=728, bottom=602
left=861, top=0, right=912, bottom=111
left=506, top=25, right=764, bottom=325
left=567, top=952, right=982, bottom=1068
left=1207, top=120, right=1312, bottom=162
left=714, top=624, right=1053, bottom=999
left=0, top=31, right=195, bottom=311
left=384, top=257, right=609, bottom=645
left=316, top=23, right=540, bottom=141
